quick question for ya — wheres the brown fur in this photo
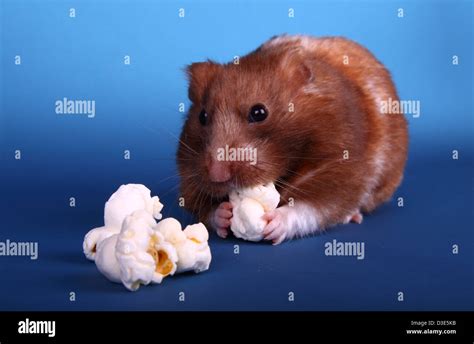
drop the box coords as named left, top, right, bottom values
left=177, top=35, right=408, bottom=230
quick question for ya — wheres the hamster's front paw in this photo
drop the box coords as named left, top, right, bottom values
left=212, top=202, right=233, bottom=239
left=263, top=208, right=288, bottom=245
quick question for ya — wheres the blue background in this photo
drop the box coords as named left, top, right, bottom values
left=0, top=0, right=472, bottom=310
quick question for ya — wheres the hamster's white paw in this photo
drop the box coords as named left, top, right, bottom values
left=262, top=208, right=288, bottom=245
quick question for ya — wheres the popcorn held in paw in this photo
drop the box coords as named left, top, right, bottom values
left=116, top=210, right=178, bottom=291
left=82, top=183, right=164, bottom=261
left=229, top=182, right=280, bottom=242
left=155, top=219, right=212, bottom=274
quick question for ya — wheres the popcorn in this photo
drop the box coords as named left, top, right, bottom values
left=104, top=184, right=164, bottom=229
left=116, top=210, right=178, bottom=291
left=83, top=226, right=119, bottom=261
left=229, top=183, right=280, bottom=241
left=83, top=183, right=163, bottom=261
left=155, top=220, right=212, bottom=273
left=155, top=218, right=187, bottom=244
left=180, top=223, right=212, bottom=273
left=82, top=183, right=212, bottom=291
left=94, top=234, right=121, bottom=283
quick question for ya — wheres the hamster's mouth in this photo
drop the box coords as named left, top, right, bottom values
left=209, top=179, right=277, bottom=197
left=209, top=181, right=231, bottom=196
left=209, top=178, right=259, bottom=196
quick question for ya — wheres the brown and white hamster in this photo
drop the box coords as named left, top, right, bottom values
left=177, top=35, right=408, bottom=244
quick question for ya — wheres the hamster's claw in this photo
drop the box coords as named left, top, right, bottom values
left=216, top=227, right=229, bottom=239
left=263, top=210, right=287, bottom=245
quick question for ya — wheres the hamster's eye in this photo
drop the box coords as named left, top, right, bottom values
left=199, top=109, right=208, bottom=126
left=248, top=104, right=268, bottom=123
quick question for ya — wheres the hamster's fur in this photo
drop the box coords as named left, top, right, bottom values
left=177, top=35, right=408, bottom=244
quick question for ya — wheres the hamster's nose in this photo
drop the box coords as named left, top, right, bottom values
left=208, top=160, right=231, bottom=183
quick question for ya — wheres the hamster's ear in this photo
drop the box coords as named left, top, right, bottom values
left=278, top=49, right=314, bottom=87
left=186, top=61, right=221, bottom=103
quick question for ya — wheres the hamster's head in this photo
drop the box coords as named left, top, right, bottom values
left=177, top=47, right=315, bottom=198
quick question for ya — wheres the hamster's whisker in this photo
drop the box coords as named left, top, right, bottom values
left=267, top=155, right=349, bottom=161
left=255, top=160, right=308, bottom=179
left=138, top=122, right=199, bottom=157
left=178, top=173, right=201, bottom=180
left=152, top=175, right=180, bottom=188
left=275, top=179, right=314, bottom=199
left=149, top=157, right=196, bottom=161
left=175, top=139, right=199, bottom=157
left=189, top=178, right=204, bottom=221
left=274, top=178, right=317, bottom=199
left=260, top=159, right=350, bottom=194
left=157, top=182, right=181, bottom=198
left=196, top=183, right=208, bottom=223
left=209, top=188, right=216, bottom=228
left=153, top=172, right=200, bottom=189
left=275, top=178, right=361, bottom=216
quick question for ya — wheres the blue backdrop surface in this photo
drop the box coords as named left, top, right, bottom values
left=0, top=0, right=472, bottom=310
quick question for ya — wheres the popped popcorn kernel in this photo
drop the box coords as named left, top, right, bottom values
left=83, top=184, right=213, bottom=291
left=104, top=184, right=163, bottom=229
left=229, top=182, right=280, bottom=241
left=94, top=234, right=121, bottom=283
left=116, top=210, right=178, bottom=291
left=83, top=226, right=119, bottom=261
left=156, top=220, right=211, bottom=274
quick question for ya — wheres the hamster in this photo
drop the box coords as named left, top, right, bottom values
left=177, top=35, right=408, bottom=244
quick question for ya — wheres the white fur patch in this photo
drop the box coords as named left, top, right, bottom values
left=302, top=84, right=319, bottom=94
left=281, top=202, right=321, bottom=239
left=264, top=34, right=314, bottom=53
left=265, top=35, right=301, bottom=48
left=364, top=77, right=385, bottom=109
left=359, top=150, right=385, bottom=208
left=372, top=141, right=387, bottom=179
left=358, top=75, right=391, bottom=209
